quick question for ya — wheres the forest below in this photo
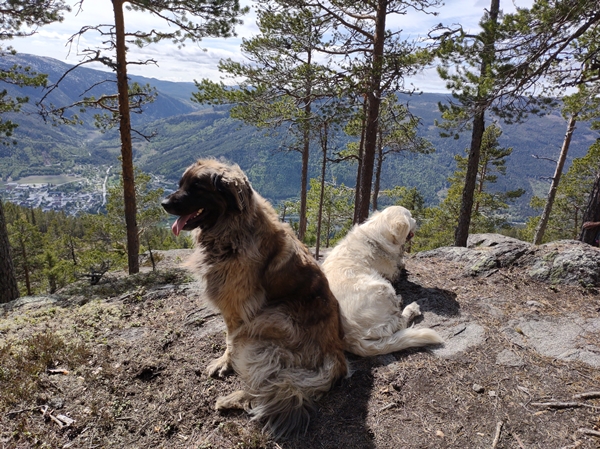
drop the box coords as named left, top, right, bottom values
left=0, top=53, right=597, bottom=220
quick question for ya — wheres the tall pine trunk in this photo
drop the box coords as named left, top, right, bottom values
left=298, top=107, right=310, bottom=242
left=454, top=0, right=500, bottom=247
left=0, top=200, right=19, bottom=303
left=355, top=0, right=387, bottom=224
left=113, top=0, right=139, bottom=274
left=533, top=115, right=577, bottom=244
left=315, top=123, right=328, bottom=260
left=372, top=132, right=384, bottom=211
left=353, top=96, right=368, bottom=224
left=455, top=111, right=485, bottom=246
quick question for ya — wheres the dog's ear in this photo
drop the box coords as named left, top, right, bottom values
left=391, top=217, right=411, bottom=242
left=212, top=171, right=252, bottom=212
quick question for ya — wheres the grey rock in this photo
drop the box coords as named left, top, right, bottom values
left=432, top=322, right=486, bottom=358
left=506, top=316, right=600, bottom=368
left=495, top=349, right=525, bottom=367
left=418, top=234, right=600, bottom=287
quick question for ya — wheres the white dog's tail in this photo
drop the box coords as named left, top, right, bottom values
left=347, top=327, right=443, bottom=357
left=244, top=354, right=347, bottom=439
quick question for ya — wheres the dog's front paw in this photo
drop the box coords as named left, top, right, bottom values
left=402, top=302, right=422, bottom=322
left=215, top=390, right=251, bottom=411
left=206, top=354, right=233, bottom=378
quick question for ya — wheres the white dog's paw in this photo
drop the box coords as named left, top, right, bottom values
left=402, top=302, right=421, bottom=321
left=206, top=353, right=233, bottom=378
left=215, top=390, right=251, bottom=411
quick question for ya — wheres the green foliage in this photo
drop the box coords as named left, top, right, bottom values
left=416, top=124, right=523, bottom=250
left=2, top=167, right=191, bottom=295
left=379, top=186, right=425, bottom=219
left=499, top=0, right=600, bottom=97
left=0, top=0, right=70, bottom=143
left=521, top=139, right=600, bottom=243
left=294, top=178, right=354, bottom=247
left=126, top=0, right=248, bottom=43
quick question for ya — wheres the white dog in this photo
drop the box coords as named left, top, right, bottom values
left=322, top=206, right=443, bottom=357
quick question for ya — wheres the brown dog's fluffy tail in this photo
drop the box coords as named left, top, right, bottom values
left=241, top=352, right=347, bottom=439
left=347, top=327, right=443, bottom=357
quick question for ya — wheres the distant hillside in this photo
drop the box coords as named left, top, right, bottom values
left=0, top=53, right=598, bottom=219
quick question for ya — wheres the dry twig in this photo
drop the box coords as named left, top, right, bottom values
left=531, top=401, right=595, bottom=409
left=514, top=433, right=527, bottom=449
left=578, top=428, right=600, bottom=437
left=572, top=391, right=600, bottom=400
left=491, top=421, right=503, bottom=448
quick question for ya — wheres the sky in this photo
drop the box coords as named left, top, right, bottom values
left=9, top=0, right=533, bottom=93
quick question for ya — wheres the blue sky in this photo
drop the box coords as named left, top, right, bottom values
left=10, top=0, right=532, bottom=93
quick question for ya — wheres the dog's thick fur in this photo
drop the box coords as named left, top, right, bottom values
left=322, top=206, right=443, bottom=357
left=161, top=159, right=347, bottom=438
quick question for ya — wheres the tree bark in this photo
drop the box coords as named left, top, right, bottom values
left=454, top=0, right=500, bottom=247
left=315, top=123, right=328, bottom=260
left=0, top=200, right=19, bottom=303
left=533, top=115, right=577, bottom=244
left=18, top=233, right=31, bottom=296
left=355, top=0, right=387, bottom=224
left=455, top=111, right=486, bottom=246
left=580, top=171, right=600, bottom=245
left=372, top=131, right=384, bottom=211
left=298, top=108, right=310, bottom=242
left=113, top=0, right=139, bottom=274
left=353, top=96, right=368, bottom=224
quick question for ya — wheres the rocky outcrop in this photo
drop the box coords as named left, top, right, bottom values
left=417, top=233, right=600, bottom=287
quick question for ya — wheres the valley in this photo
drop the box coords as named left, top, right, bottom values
left=1, top=54, right=598, bottom=221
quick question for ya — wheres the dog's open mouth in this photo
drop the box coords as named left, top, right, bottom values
left=171, top=209, right=204, bottom=236
left=407, top=231, right=414, bottom=241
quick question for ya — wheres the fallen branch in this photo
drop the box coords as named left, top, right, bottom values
left=378, top=402, right=397, bottom=412
left=531, top=401, right=595, bottom=409
left=514, top=433, right=527, bottom=449
left=5, top=406, right=41, bottom=417
left=491, top=421, right=503, bottom=449
left=578, top=428, right=600, bottom=437
left=572, top=391, right=600, bottom=400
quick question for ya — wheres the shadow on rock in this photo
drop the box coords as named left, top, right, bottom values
left=393, top=270, right=460, bottom=317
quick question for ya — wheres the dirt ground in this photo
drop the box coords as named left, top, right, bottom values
left=1, top=248, right=599, bottom=449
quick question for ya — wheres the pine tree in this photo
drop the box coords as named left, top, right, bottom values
left=40, top=0, right=247, bottom=274
left=0, top=0, right=70, bottom=303
left=418, top=123, right=523, bottom=250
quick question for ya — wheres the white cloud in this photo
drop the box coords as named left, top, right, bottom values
left=9, top=0, right=532, bottom=91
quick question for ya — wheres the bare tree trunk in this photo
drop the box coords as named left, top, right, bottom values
left=325, top=211, right=331, bottom=248
left=299, top=125, right=310, bottom=241
left=18, top=234, right=32, bottom=296
left=455, top=112, right=485, bottom=246
left=580, top=171, right=600, bottom=245
left=298, top=42, right=313, bottom=242
left=315, top=124, right=328, bottom=261
left=454, top=0, right=500, bottom=247
left=372, top=132, right=384, bottom=211
left=355, top=0, right=387, bottom=224
left=0, top=200, right=19, bottom=303
left=113, top=0, right=139, bottom=274
left=533, top=115, right=577, bottom=244
left=68, top=235, right=78, bottom=265
left=353, top=95, right=368, bottom=224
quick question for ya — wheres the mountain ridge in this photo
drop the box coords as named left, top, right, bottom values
left=0, top=53, right=597, bottom=218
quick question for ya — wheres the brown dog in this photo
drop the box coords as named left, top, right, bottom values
left=161, top=159, right=348, bottom=438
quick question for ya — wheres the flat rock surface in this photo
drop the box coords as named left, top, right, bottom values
left=1, top=244, right=599, bottom=449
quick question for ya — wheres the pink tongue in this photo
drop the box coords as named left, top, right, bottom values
left=171, top=213, right=195, bottom=236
